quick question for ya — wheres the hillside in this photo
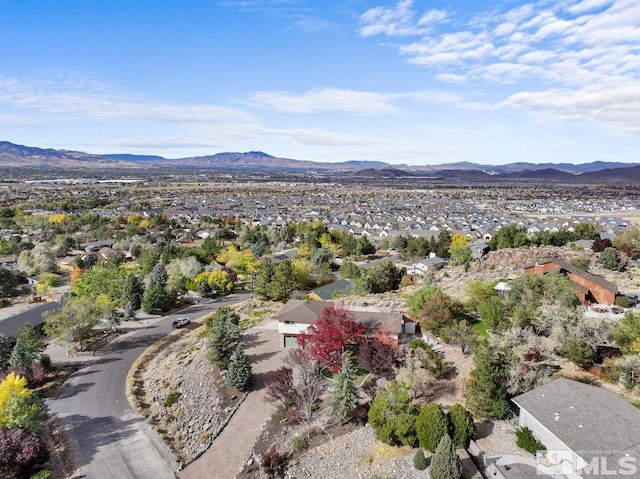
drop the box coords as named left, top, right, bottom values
left=1, top=140, right=639, bottom=181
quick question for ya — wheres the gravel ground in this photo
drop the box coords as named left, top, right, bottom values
left=286, top=425, right=429, bottom=479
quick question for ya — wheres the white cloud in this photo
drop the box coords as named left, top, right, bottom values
left=249, top=88, right=403, bottom=114
left=358, top=0, right=444, bottom=37
left=359, top=0, right=640, bottom=133
left=0, top=74, right=254, bottom=124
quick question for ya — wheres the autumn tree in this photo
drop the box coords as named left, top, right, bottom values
left=419, top=290, right=463, bottom=336
left=357, top=338, right=396, bottom=379
left=0, top=373, right=48, bottom=432
left=297, top=305, right=365, bottom=373
left=448, top=233, right=472, bottom=266
left=0, top=428, right=48, bottom=478
left=265, top=367, right=298, bottom=408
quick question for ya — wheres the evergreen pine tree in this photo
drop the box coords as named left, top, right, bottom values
left=142, top=279, right=165, bottom=314
left=429, top=435, right=462, bottom=479
left=13, top=324, right=44, bottom=363
left=9, top=342, right=31, bottom=368
left=269, top=260, right=296, bottom=302
left=122, top=274, right=144, bottom=310
left=254, top=258, right=275, bottom=300
left=124, top=300, right=136, bottom=321
left=416, top=403, right=449, bottom=452
left=0, top=333, right=11, bottom=370
left=331, top=354, right=359, bottom=421
left=225, top=348, right=252, bottom=391
left=465, top=341, right=510, bottom=419
left=150, top=263, right=168, bottom=287
left=207, top=317, right=240, bottom=369
left=447, top=403, right=476, bottom=447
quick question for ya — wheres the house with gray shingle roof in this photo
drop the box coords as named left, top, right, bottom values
left=512, top=378, right=640, bottom=478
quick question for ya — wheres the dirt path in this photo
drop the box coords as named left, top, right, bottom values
left=178, top=322, right=286, bottom=479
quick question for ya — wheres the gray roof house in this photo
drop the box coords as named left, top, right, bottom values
left=0, top=301, right=61, bottom=338
left=512, top=378, right=640, bottom=478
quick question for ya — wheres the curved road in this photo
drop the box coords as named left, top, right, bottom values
left=48, top=293, right=250, bottom=479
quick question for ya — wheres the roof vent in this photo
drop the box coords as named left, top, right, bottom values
left=578, top=423, right=583, bottom=428
left=555, top=416, right=560, bottom=421
left=570, top=405, right=575, bottom=409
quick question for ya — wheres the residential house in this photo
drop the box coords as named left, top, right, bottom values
left=523, top=258, right=618, bottom=305
left=512, top=378, right=640, bottom=478
left=275, top=299, right=406, bottom=348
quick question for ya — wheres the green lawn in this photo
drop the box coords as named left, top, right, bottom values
left=466, top=316, right=490, bottom=338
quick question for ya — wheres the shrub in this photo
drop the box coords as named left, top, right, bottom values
left=0, top=428, right=49, bottom=477
left=429, top=434, right=462, bottom=479
left=416, top=403, right=449, bottom=452
left=164, top=391, right=181, bottom=408
left=30, top=469, right=52, bottom=479
left=447, top=403, right=476, bottom=447
left=261, top=445, right=287, bottom=479
left=616, top=296, right=631, bottom=308
left=516, top=426, right=546, bottom=455
left=291, top=436, right=308, bottom=452
left=562, top=338, right=594, bottom=368
left=368, top=381, right=418, bottom=446
left=39, top=354, right=52, bottom=371
left=413, top=449, right=427, bottom=470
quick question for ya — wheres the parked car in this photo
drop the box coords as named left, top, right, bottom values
left=172, top=317, right=190, bottom=328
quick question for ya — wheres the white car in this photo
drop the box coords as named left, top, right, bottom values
left=172, top=317, right=190, bottom=328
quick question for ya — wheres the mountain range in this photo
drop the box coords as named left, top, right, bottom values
left=1, top=140, right=639, bottom=183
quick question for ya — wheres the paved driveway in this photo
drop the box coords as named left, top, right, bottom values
left=179, top=321, right=286, bottom=479
left=47, top=294, right=250, bottom=479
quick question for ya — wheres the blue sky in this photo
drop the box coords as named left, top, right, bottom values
left=1, top=0, right=639, bottom=165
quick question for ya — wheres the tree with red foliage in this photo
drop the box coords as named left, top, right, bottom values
left=0, top=428, right=48, bottom=477
left=592, top=238, right=612, bottom=253
left=297, top=305, right=365, bottom=373
left=357, top=338, right=397, bottom=379
left=265, top=366, right=298, bottom=408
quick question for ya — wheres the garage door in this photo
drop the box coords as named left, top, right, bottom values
left=284, top=335, right=299, bottom=348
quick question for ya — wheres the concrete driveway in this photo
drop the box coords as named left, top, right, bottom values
left=47, top=293, right=251, bottom=479
left=179, top=320, right=286, bottom=479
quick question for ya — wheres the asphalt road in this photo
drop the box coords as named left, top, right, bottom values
left=48, top=293, right=251, bottom=479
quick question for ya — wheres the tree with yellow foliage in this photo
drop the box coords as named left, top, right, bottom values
left=47, top=213, right=69, bottom=224
left=193, top=271, right=234, bottom=295
left=216, top=246, right=256, bottom=276
left=449, top=233, right=472, bottom=266
left=0, top=373, right=48, bottom=432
